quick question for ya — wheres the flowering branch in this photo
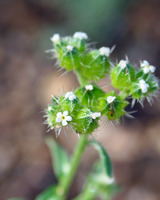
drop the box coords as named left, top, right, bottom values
left=42, top=32, right=159, bottom=200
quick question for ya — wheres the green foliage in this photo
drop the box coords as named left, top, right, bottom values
left=46, top=136, right=70, bottom=180
left=51, top=33, right=112, bottom=83
left=46, top=32, right=159, bottom=133
left=73, top=161, right=116, bottom=200
left=111, top=60, right=136, bottom=92
left=88, top=140, right=112, bottom=177
left=41, top=32, right=160, bottom=200
left=75, top=84, right=105, bottom=111
left=79, top=49, right=111, bottom=82
left=35, top=185, right=59, bottom=200
left=99, top=91, right=128, bottom=121
left=73, top=141, right=117, bottom=200
left=71, top=107, right=99, bottom=134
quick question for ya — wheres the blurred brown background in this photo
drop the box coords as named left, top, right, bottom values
left=0, top=0, right=160, bottom=200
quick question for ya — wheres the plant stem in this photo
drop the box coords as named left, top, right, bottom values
left=58, top=134, right=88, bottom=200
left=74, top=70, right=88, bottom=86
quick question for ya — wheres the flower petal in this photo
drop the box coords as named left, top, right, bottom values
left=143, top=67, right=149, bottom=74
left=107, top=96, right=116, bottom=104
left=62, top=120, right=68, bottom=126
left=99, top=47, right=111, bottom=57
left=73, top=32, right=88, bottom=40
left=118, top=60, right=128, bottom=69
left=69, top=95, right=76, bottom=101
left=63, top=111, right=68, bottom=116
left=66, top=116, right=72, bottom=121
left=67, top=45, right=73, bottom=52
left=57, top=112, right=62, bottom=118
left=150, top=65, right=156, bottom=73
left=56, top=117, right=61, bottom=123
left=85, top=85, right=93, bottom=90
left=139, top=79, right=149, bottom=93
left=50, top=34, right=60, bottom=43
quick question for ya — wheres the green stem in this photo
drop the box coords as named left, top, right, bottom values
left=72, top=184, right=96, bottom=200
left=58, top=134, right=88, bottom=200
left=74, top=70, right=88, bottom=86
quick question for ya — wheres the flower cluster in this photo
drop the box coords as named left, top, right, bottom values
left=111, top=59, right=159, bottom=100
left=46, top=90, right=101, bottom=134
left=50, top=32, right=111, bottom=83
left=46, top=32, right=159, bottom=135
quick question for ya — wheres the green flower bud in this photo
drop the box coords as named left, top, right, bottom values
left=98, top=91, right=128, bottom=121
left=111, top=60, right=136, bottom=91
left=130, top=74, right=159, bottom=99
left=72, top=107, right=100, bottom=134
left=46, top=97, right=60, bottom=129
left=59, top=91, right=81, bottom=113
left=75, top=84, right=105, bottom=111
left=78, top=48, right=111, bottom=82
left=51, top=35, right=86, bottom=71
left=56, top=44, right=81, bottom=71
left=72, top=31, right=88, bottom=53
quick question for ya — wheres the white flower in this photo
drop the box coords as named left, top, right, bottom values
left=118, top=60, right=128, bottom=69
left=73, top=32, right=88, bottom=40
left=91, top=112, right=101, bottom=119
left=139, top=79, right=149, bottom=93
left=67, top=45, right=74, bottom=52
left=107, top=96, right=116, bottom=104
left=48, top=106, right=53, bottom=111
left=56, top=111, right=72, bottom=126
left=50, top=34, right=60, bottom=43
left=141, top=60, right=156, bottom=74
left=65, top=91, right=76, bottom=101
left=85, top=85, right=93, bottom=90
left=99, top=47, right=111, bottom=57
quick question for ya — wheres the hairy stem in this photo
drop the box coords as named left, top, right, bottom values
left=58, top=134, right=88, bottom=200
left=74, top=70, right=88, bottom=86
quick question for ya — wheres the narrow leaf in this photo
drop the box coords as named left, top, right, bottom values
left=45, top=136, right=70, bottom=180
left=72, top=161, right=116, bottom=200
left=35, top=185, right=59, bottom=200
left=88, top=140, right=112, bottom=177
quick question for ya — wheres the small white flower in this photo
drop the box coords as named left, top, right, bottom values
left=56, top=111, right=72, bottom=126
left=141, top=60, right=156, bottom=74
left=91, top=112, right=101, bottom=119
left=99, top=47, right=111, bottom=57
left=118, top=60, right=128, bottom=69
left=48, top=106, right=53, bottom=111
left=67, top=45, right=74, bottom=52
left=50, top=33, right=60, bottom=43
left=139, top=79, right=149, bottom=93
left=73, top=32, right=88, bottom=40
left=65, top=91, right=76, bottom=101
left=85, top=85, right=93, bottom=91
left=107, top=96, right=116, bottom=104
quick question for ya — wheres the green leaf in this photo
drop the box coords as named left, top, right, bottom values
left=35, top=185, right=60, bottom=200
left=88, top=162, right=117, bottom=199
left=45, top=136, right=70, bottom=180
left=72, top=161, right=116, bottom=200
left=88, top=140, right=112, bottom=177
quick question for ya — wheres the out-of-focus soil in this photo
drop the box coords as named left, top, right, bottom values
left=0, top=0, right=160, bottom=200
